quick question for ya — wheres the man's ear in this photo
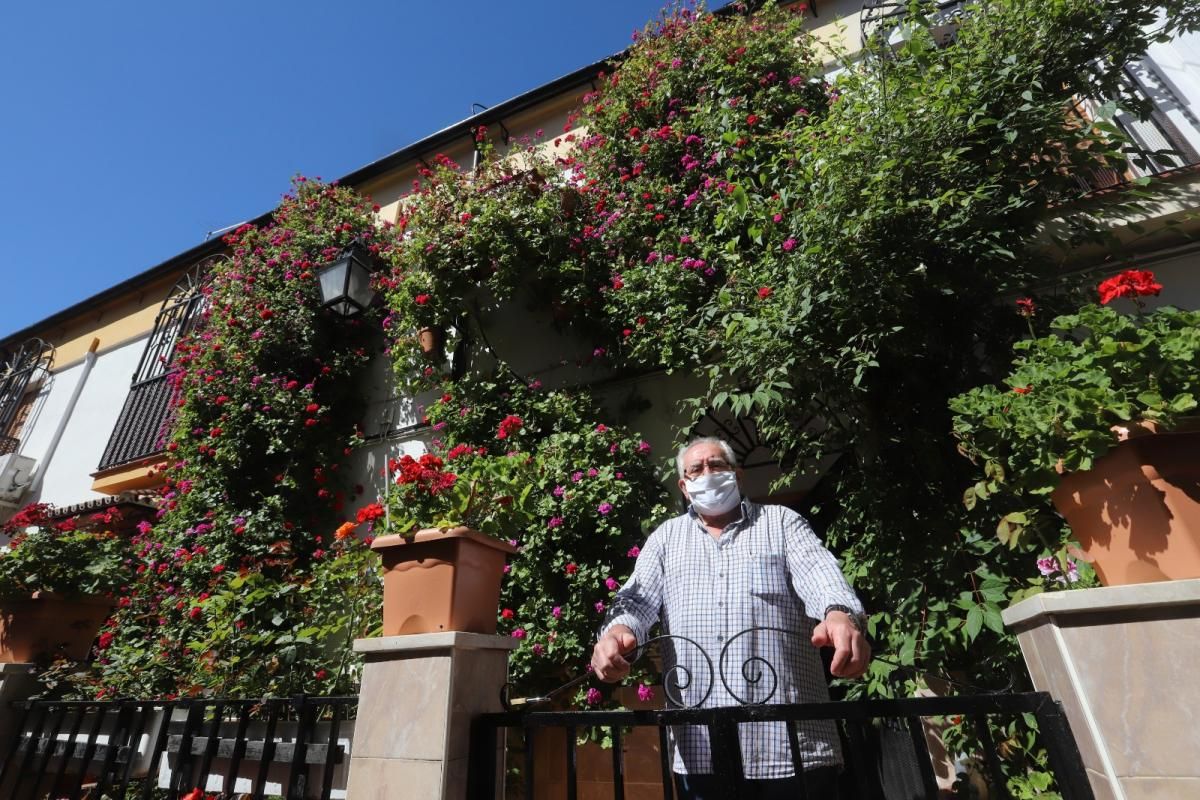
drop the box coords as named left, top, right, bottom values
left=677, top=478, right=689, bottom=500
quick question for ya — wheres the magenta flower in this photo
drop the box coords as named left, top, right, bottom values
left=532, top=643, right=545, bottom=656
left=598, top=502, right=613, bottom=515
left=637, top=684, right=655, bottom=703
left=605, top=577, right=620, bottom=591
left=782, top=238, right=797, bottom=252
left=552, top=606, right=562, bottom=619
left=511, top=628, right=526, bottom=639
left=586, top=688, right=602, bottom=706
left=571, top=471, right=584, bottom=482
left=594, top=601, right=605, bottom=613
left=548, top=516, right=564, bottom=529
left=627, top=546, right=640, bottom=558
left=553, top=485, right=566, bottom=498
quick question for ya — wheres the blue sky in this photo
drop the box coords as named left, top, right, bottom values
left=0, top=1, right=671, bottom=340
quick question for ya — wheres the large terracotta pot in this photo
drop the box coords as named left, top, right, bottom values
left=417, top=326, right=445, bottom=360
left=371, top=527, right=517, bottom=635
left=1052, top=426, right=1200, bottom=586
left=0, top=592, right=113, bottom=662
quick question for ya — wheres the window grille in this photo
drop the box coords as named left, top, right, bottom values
left=96, top=264, right=210, bottom=471
left=0, top=338, right=53, bottom=457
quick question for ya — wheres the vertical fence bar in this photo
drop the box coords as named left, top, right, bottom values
left=841, top=719, right=876, bottom=800
left=320, top=700, right=344, bottom=800
left=251, top=699, right=282, bottom=800
left=565, top=724, right=577, bottom=800
left=523, top=725, right=535, bottom=800
left=93, top=701, right=132, bottom=799
left=658, top=725, right=675, bottom=800
left=709, top=718, right=743, bottom=797
left=195, top=701, right=225, bottom=792
left=904, top=715, right=942, bottom=799
left=70, top=702, right=110, bottom=799
left=48, top=704, right=88, bottom=795
left=223, top=700, right=253, bottom=795
left=467, top=716, right=499, bottom=800
left=784, top=720, right=808, bottom=800
left=171, top=701, right=204, bottom=795
left=972, top=715, right=1011, bottom=800
left=1034, top=700, right=1096, bottom=800
left=141, top=701, right=177, bottom=800
left=610, top=724, right=625, bottom=800
left=286, top=695, right=313, bottom=800
left=119, top=702, right=154, bottom=798
left=26, top=702, right=67, bottom=800
left=0, top=699, right=38, bottom=793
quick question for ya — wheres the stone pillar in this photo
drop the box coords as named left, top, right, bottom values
left=1003, top=579, right=1200, bottom=800
left=345, top=632, right=517, bottom=800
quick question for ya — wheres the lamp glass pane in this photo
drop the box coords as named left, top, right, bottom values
left=346, top=258, right=375, bottom=310
left=317, top=260, right=350, bottom=307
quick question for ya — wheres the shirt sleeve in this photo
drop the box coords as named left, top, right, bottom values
left=599, top=527, right=666, bottom=646
left=781, top=508, right=864, bottom=621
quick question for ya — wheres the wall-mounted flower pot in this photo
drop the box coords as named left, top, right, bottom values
left=417, top=326, right=445, bottom=361
left=0, top=592, right=113, bottom=663
left=1052, top=427, right=1200, bottom=586
left=371, top=528, right=517, bottom=635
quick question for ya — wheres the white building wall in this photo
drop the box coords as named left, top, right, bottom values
left=17, top=336, right=147, bottom=509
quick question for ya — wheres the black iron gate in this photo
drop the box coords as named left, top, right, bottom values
left=0, top=695, right=355, bottom=800
left=469, top=692, right=1094, bottom=799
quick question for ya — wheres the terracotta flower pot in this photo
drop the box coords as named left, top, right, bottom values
left=417, top=326, right=445, bottom=360
left=371, top=527, right=517, bottom=635
left=1052, top=427, right=1200, bottom=586
left=0, top=592, right=113, bottom=663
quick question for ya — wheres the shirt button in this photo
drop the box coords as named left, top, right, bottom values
left=717, top=601, right=724, bottom=607
left=718, top=572, right=724, bottom=578
left=717, top=635, right=724, bottom=642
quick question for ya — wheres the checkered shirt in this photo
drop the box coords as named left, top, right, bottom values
left=602, top=500, right=864, bottom=778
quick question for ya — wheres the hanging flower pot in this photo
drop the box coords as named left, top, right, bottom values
left=0, top=592, right=113, bottom=663
left=417, top=326, right=445, bottom=360
left=371, top=528, right=517, bottom=635
left=1052, top=424, right=1200, bottom=586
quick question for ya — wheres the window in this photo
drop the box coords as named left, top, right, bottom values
left=0, top=338, right=53, bottom=456
left=96, top=264, right=209, bottom=471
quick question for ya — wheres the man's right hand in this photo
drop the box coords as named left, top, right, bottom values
left=590, top=625, right=637, bottom=682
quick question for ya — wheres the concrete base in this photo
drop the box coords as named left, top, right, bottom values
left=345, top=632, right=517, bottom=800
left=1003, top=580, right=1200, bottom=800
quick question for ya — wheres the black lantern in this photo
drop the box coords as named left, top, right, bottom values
left=316, top=244, right=376, bottom=317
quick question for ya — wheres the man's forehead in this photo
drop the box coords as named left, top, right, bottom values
left=684, top=442, right=727, bottom=462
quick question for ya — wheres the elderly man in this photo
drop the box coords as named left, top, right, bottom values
left=592, top=436, right=870, bottom=800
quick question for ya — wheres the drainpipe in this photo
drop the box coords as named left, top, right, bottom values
left=24, top=338, right=99, bottom=500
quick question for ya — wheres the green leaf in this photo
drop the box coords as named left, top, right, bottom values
left=964, top=606, right=984, bottom=641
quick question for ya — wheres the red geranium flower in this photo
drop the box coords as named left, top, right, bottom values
left=1016, top=298, right=1036, bottom=317
left=1098, top=269, right=1162, bottom=305
left=497, top=415, right=523, bottom=440
left=758, top=286, right=773, bottom=299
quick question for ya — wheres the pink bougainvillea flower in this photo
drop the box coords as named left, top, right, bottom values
left=552, top=606, right=562, bottom=619
left=598, top=502, right=613, bottom=515
left=605, top=577, right=619, bottom=591
left=627, top=546, right=640, bottom=558
left=594, top=601, right=605, bottom=613
left=782, top=238, right=797, bottom=252
left=586, top=687, right=602, bottom=706
left=511, top=628, right=526, bottom=639
left=548, top=516, right=564, bottom=528
left=637, top=684, right=655, bottom=703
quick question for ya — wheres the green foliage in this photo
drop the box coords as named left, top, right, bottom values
left=951, top=285, right=1200, bottom=547
left=422, top=375, right=669, bottom=696
left=384, top=446, right=539, bottom=538
left=0, top=504, right=133, bottom=597
left=93, top=180, right=386, bottom=698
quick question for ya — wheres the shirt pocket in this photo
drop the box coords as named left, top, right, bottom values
left=748, top=554, right=791, bottom=603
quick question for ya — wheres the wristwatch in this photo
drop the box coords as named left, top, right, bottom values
left=824, top=604, right=866, bottom=632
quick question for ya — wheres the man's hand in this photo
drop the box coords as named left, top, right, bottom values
left=591, top=625, right=637, bottom=682
left=812, top=611, right=871, bottom=679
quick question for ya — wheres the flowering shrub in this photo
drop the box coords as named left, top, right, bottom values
left=0, top=504, right=133, bottom=597
left=950, top=269, right=1200, bottom=548
left=421, top=376, right=668, bottom=700
left=384, top=447, right=538, bottom=538
left=93, top=179, right=387, bottom=698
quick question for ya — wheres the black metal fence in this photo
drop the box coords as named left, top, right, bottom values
left=0, top=695, right=356, bottom=800
left=469, top=692, right=1094, bottom=800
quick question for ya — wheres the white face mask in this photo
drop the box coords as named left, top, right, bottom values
left=684, top=470, right=741, bottom=516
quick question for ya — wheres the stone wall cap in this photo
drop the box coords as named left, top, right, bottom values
left=353, top=631, right=520, bottom=655
left=0, top=663, right=37, bottom=675
left=1003, top=578, right=1200, bottom=628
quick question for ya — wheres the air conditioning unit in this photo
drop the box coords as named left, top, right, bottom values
left=0, top=453, right=35, bottom=504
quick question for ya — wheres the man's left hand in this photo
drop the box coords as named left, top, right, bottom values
left=812, top=611, right=871, bottom=678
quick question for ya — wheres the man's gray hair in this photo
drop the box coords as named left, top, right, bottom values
left=676, top=436, right=738, bottom=479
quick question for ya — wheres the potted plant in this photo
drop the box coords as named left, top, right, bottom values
left=0, top=504, right=133, bottom=662
left=373, top=440, right=538, bottom=635
left=950, top=269, right=1200, bottom=585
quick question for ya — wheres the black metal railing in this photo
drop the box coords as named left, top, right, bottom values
left=469, top=692, right=1094, bottom=800
left=0, top=695, right=356, bottom=800
left=96, top=373, right=176, bottom=471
